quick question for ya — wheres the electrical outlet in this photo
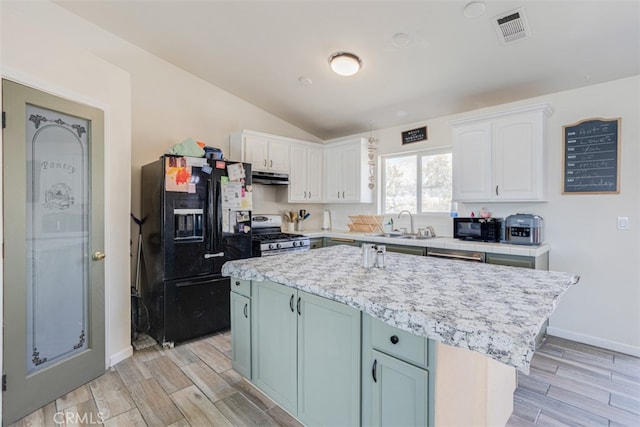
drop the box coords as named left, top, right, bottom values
left=617, top=217, right=629, bottom=230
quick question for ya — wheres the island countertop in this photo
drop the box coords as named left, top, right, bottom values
left=222, top=245, right=579, bottom=373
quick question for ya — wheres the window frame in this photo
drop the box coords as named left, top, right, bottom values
left=379, top=146, right=452, bottom=215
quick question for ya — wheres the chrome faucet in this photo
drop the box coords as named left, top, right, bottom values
left=426, top=225, right=436, bottom=238
left=397, top=210, right=414, bottom=235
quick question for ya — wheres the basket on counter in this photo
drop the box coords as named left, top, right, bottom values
left=347, top=215, right=384, bottom=233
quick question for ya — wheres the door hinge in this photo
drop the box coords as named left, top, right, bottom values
left=2, top=374, right=6, bottom=391
left=2, top=112, right=5, bottom=129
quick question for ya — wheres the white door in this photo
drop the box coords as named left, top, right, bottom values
left=2, top=80, right=106, bottom=424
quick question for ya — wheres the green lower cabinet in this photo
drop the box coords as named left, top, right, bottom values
left=250, top=280, right=361, bottom=426
left=362, top=314, right=435, bottom=427
left=377, top=243, right=426, bottom=256
left=370, top=350, right=429, bottom=427
left=230, top=292, right=251, bottom=379
left=308, top=237, right=324, bottom=249
left=251, top=280, right=298, bottom=414
left=297, top=292, right=361, bottom=426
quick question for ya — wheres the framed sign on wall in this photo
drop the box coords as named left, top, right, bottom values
left=562, top=117, right=620, bottom=194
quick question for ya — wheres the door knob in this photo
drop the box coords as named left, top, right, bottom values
left=92, top=251, right=106, bottom=261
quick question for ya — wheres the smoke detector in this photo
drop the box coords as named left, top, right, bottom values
left=492, top=7, right=530, bottom=45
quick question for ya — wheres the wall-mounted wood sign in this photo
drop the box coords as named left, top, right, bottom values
left=562, top=117, right=620, bottom=194
left=401, top=126, right=427, bottom=144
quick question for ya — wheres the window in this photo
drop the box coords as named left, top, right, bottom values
left=381, top=149, right=452, bottom=214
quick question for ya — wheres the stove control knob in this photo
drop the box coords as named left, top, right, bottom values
left=276, top=243, right=282, bottom=249
left=268, top=243, right=274, bottom=250
left=299, top=241, right=305, bottom=246
left=293, top=241, right=299, bottom=247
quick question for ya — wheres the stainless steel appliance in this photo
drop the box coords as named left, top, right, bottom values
left=252, top=214, right=310, bottom=256
left=453, top=217, right=504, bottom=242
left=140, top=156, right=253, bottom=347
left=427, top=247, right=486, bottom=263
left=505, top=214, right=544, bottom=245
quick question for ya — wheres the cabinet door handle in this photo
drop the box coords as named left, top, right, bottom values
left=337, top=191, right=340, bottom=199
left=290, top=294, right=295, bottom=312
left=270, top=160, right=273, bottom=168
left=342, top=191, right=345, bottom=199
left=372, top=359, right=377, bottom=383
left=304, top=191, right=307, bottom=199
left=390, top=335, right=399, bottom=344
left=243, top=303, right=248, bottom=318
left=264, top=159, right=267, bottom=167
left=235, top=281, right=241, bottom=287
left=496, top=185, right=499, bottom=196
left=297, top=296, right=302, bottom=315
left=308, top=191, right=311, bottom=198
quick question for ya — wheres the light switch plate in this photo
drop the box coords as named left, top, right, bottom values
left=617, top=216, right=629, bottom=230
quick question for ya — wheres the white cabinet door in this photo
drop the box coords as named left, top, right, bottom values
left=341, top=144, right=360, bottom=202
left=492, top=113, right=544, bottom=200
left=323, top=138, right=372, bottom=203
left=244, top=134, right=269, bottom=172
left=452, top=123, right=492, bottom=201
left=306, top=146, right=323, bottom=202
left=288, top=144, right=323, bottom=203
left=268, top=139, right=290, bottom=173
left=288, top=144, right=307, bottom=201
left=324, top=146, right=343, bottom=202
left=451, top=104, right=550, bottom=202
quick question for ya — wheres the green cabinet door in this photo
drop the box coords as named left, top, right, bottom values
left=230, top=292, right=251, bottom=379
left=251, top=280, right=298, bottom=414
left=297, top=291, right=361, bottom=426
left=370, top=349, right=429, bottom=427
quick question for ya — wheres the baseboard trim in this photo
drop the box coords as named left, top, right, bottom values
left=109, top=345, right=133, bottom=367
left=546, top=327, right=640, bottom=357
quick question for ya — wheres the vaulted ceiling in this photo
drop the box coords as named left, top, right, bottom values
left=53, top=0, right=640, bottom=140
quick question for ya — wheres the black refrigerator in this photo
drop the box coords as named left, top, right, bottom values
left=140, top=155, right=252, bottom=348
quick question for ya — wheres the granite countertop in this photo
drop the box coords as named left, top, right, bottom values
left=299, top=229, right=551, bottom=257
left=222, top=245, right=579, bottom=373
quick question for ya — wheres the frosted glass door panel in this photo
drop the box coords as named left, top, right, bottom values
left=26, top=105, right=90, bottom=373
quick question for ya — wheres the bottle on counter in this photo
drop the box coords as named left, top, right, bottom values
left=375, top=245, right=386, bottom=269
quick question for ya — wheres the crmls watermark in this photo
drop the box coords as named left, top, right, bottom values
left=53, top=411, right=105, bottom=425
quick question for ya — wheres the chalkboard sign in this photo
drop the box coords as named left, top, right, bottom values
left=402, top=126, right=427, bottom=144
left=563, top=118, right=620, bottom=194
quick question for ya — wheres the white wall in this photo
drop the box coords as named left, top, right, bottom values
left=1, top=0, right=133, bottom=409
left=326, top=76, right=640, bottom=356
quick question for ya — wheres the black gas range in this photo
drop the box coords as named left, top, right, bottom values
left=251, top=214, right=310, bottom=257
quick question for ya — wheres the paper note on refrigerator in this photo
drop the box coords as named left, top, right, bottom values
left=165, top=157, right=191, bottom=192
left=227, top=163, right=246, bottom=181
left=222, top=182, right=243, bottom=209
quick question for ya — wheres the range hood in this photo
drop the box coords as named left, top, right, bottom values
left=252, top=170, right=289, bottom=185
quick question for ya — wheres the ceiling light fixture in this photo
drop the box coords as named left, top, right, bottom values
left=328, top=52, right=362, bottom=76
left=464, top=2, right=486, bottom=18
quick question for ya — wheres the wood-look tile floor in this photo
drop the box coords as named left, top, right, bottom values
left=506, top=335, right=640, bottom=426
left=11, top=333, right=640, bottom=426
left=11, top=331, right=302, bottom=427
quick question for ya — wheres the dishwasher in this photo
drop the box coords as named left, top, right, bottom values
left=426, top=247, right=486, bottom=263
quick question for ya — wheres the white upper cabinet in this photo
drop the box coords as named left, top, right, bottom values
left=230, top=130, right=290, bottom=173
left=450, top=103, right=552, bottom=202
left=289, top=142, right=323, bottom=203
left=324, top=138, right=373, bottom=203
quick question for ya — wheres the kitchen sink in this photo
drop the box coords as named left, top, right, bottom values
left=366, top=233, right=437, bottom=240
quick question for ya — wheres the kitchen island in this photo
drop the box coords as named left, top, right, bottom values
left=222, top=245, right=579, bottom=426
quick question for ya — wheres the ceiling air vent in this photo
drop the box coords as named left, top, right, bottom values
left=493, top=7, right=530, bottom=45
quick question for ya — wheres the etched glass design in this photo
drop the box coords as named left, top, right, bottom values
left=26, top=104, right=90, bottom=373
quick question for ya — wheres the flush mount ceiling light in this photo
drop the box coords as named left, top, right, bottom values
left=328, top=52, right=362, bottom=76
left=464, top=2, right=486, bottom=18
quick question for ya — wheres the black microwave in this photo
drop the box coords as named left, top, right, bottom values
left=453, top=217, right=504, bottom=242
